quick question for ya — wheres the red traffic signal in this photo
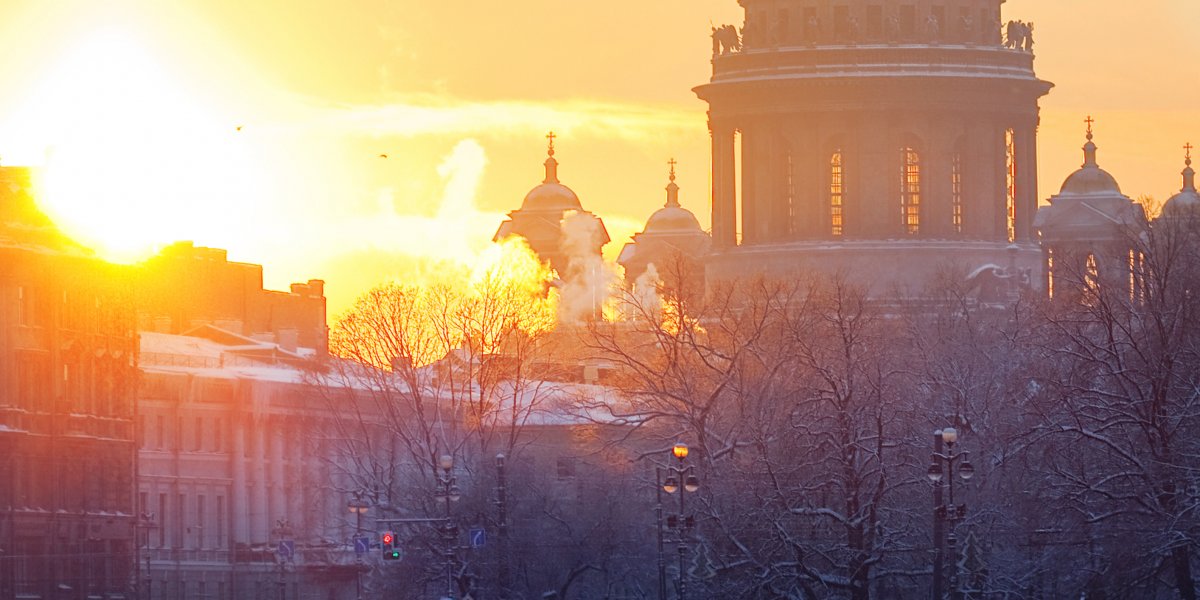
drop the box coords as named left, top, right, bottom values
left=381, top=531, right=400, bottom=560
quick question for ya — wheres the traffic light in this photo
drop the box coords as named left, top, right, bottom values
left=381, top=531, right=401, bottom=560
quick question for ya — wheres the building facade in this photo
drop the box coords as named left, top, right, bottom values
left=136, top=241, right=327, bottom=357
left=137, top=327, right=359, bottom=600
left=695, top=0, right=1052, bottom=295
left=0, top=166, right=140, bottom=599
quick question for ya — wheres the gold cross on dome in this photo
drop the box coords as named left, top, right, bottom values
left=1185, top=142, right=1193, bottom=160
left=668, top=158, right=677, bottom=180
left=546, top=131, right=556, bottom=153
left=1084, top=115, right=1094, bottom=134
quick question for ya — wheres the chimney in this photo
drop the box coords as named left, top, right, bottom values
left=308, top=279, right=325, bottom=297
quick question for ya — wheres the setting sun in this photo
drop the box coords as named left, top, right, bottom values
left=9, top=27, right=263, bottom=262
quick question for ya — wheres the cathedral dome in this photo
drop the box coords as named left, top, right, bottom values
left=1163, top=149, right=1200, bottom=218
left=643, top=163, right=703, bottom=234
left=521, top=181, right=582, bottom=212
left=644, top=205, right=703, bottom=234
left=520, top=133, right=583, bottom=212
left=1059, top=128, right=1122, bottom=195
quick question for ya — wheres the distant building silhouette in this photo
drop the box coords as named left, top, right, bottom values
left=493, top=133, right=609, bottom=280
left=618, top=161, right=710, bottom=302
left=136, top=241, right=328, bottom=356
left=1034, top=123, right=1145, bottom=299
left=693, top=0, right=1052, bottom=297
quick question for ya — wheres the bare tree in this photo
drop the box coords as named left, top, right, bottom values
left=1025, top=213, right=1200, bottom=598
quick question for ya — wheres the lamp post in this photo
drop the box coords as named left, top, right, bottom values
left=660, top=442, right=700, bottom=600
left=138, top=512, right=157, bottom=600
left=272, top=519, right=292, bottom=600
left=347, top=493, right=370, bottom=600
left=928, top=428, right=975, bottom=600
left=434, top=454, right=461, bottom=600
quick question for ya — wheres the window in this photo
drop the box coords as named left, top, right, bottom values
left=195, top=417, right=204, bottom=452
left=214, top=418, right=223, bottom=453
left=900, top=147, right=921, bottom=234
left=781, top=145, right=796, bottom=239
left=178, top=493, right=186, bottom=548
left=556, top=456, right=576, bottom=479
left=834, top=6, right=849, bottom=38
left=951, top=151, right=964, bottom=234
left=17, top=286, right=30, bottom=326
left=1006, top=128, right=1017, bottom=242
left=1047, top=248, right=1055, bottom=300
left=867, top=5, right=883, bottom=38
left=158, top=494, right=167, bottom=547
left=196, top=495, right=206, bottom=549
left=900, top=5, right=916, bottom=36
left=156, top=415, right=164, bottom=450
left=216, top=495, right=225, bottom=547
left=830, top=150, right=845, bottom=236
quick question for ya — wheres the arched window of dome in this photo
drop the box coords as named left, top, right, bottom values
left=1006, top=128, right=1017, bottom=242
left=1047, top=247, right=1055, bottom=300
left=785, top=147, right=796, bottom=239
left=1083, top=252, right=1100, bottom=306
left=830, top=149, right=845, bottom=237
left=951, top=138, right=965, bottom=235
left=900, top=146, right=922, bottom=235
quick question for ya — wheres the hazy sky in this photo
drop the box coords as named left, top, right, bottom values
left=0, top=0, right=1196, bottom=316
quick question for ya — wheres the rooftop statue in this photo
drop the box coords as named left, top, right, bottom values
left=711, top=24, right=742, bottom=56
left=1004, top=20, right=1034, bottom=52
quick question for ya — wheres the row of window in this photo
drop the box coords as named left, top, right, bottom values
left=13, top=284, right=127, bottom=332
left=771, top=138, right=1018, bottom=239
left=142, top=491, right=228, bottom=549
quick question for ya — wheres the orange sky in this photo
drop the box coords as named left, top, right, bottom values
left=0, top=0, right=1196, bottom=317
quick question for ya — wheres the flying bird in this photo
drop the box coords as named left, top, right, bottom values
left=235, top=125, right=244, bottom=131
left=379, top=153, right=388, bottom=159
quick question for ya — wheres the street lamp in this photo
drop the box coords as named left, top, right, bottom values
left=347, top=493, right=370, bottom=600
left=138, top=512, right=157, bottom=600
left=272, top=519, right=293, bottom=600
left=660, top=442, right=700, bottom=600
left=929, top=428, right=974, bottom=600
left=434, top=454, right=461, bottom=599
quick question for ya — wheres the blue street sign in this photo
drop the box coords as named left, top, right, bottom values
left=353, top=536, right=370, bottom=554
left=469, top=527, right=486, bottom=548
left=278, top=540, right=295, bottom=560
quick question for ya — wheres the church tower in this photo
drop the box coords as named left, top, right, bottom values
left=493, top=133, right=610, bottom=278
left=696, top=0, right=1053, bottom=294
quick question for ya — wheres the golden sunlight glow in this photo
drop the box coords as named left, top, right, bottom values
left=13, top=28, right=264, bottom=262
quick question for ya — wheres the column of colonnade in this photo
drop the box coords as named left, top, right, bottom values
left=710, top=111, right=1039, bottom=247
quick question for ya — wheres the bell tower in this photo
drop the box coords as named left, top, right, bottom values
left=697, top=0, right=1053, bottom=294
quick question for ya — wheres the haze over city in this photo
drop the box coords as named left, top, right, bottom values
left=0, top=0, right=1196, bottom=314
left=2, top=1, right=1199, bottom=599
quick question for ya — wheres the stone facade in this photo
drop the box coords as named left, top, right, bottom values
left=136, top=242, right=327, bottom=357
left=137, top=328, right=359, bottom=600
left=0, top=166, right=140, bottom=599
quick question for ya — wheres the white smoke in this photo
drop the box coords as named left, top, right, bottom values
left=557, top=210, right=617, bottom=323
left=629, top=262, right=662, bottom=322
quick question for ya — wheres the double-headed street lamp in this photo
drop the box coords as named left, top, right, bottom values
left=928, top=427, right=975, bottom=600
left=434, top=454, right=462, bottom=600
left=659, top=442, right=700, bottom=600
left=347, top=492, right=370, bottom=600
